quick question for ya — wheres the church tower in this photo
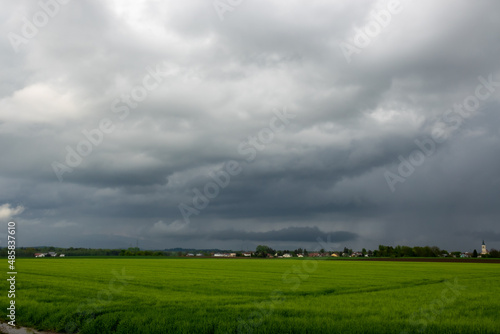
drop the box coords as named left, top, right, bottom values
left=481, top=240, right=488, bottom=255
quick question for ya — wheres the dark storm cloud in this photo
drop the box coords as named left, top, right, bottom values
left=211, top=227, right=358, bottom=243
left=1, top=0, right=500, bottom=251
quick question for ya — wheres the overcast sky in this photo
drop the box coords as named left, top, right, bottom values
left=1, top=0, right=500, bottom=252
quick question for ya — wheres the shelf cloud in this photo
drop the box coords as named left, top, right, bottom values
left=1, top=0, right=500, bottom=252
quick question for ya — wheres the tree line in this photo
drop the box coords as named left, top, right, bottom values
left=2, top=244, right=499, bottom=258
left=253, top=244, right=500, bottom=258
left=373, top=245, right=499, bottom=258
left=0, top=247, right=193, bottom=258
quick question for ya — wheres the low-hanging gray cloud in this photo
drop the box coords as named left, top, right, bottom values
left=211, top=227, right=358, bottom=243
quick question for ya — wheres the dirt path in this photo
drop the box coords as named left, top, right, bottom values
left=0, top=323, right=58, bottom=334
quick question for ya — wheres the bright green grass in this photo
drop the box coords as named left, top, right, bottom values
left=2, top=258, right=499, bottom=333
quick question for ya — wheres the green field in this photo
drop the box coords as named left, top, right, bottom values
left=2, top=258, right=499, bottom=333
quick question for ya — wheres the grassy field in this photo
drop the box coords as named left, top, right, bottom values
left=2, top=258, right=499, bottom=333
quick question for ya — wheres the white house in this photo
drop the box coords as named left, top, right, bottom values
left=283, top=253, right=292, bottom=258
left=214, top=253, right=231, bottom=257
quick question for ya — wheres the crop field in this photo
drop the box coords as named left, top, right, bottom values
left=1, top=258, right=499, bottom=333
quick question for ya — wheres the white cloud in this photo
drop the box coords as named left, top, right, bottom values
left=0, top=203, right=25, bottom=221
left=150, top=220, right=190, bottom=236
left=0, top=83, right=78, bottom=126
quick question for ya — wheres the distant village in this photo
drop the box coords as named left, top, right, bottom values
left=10, top=240, right=497, bottom=259
left=34, top=252, right=64, bottom=258
left=178, top=240, right=496, bottom=259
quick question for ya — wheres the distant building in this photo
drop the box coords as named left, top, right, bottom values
left=297, top=254, right=304, bottom=258
left=59, top=254, right=65, bottom=257
left=481, top=240, right=489, bottom=255
left=282, top=253, right=292, bottom=258
left=213, top=253, right=235, bottom=257
left=34, top=253, right=46, bottom=258
left=242, top=252, right=252, bottom=257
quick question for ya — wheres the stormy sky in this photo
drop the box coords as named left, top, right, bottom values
left=1, top=0, right=500, bottom=252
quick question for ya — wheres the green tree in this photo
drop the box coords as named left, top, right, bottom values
left=489, top=249, right=499, bottom=258
left=256, top=245, right=273, bottom=258
left=401, top=246, right=414, bottom=257
left=472, top=249, right=478, bottom=258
